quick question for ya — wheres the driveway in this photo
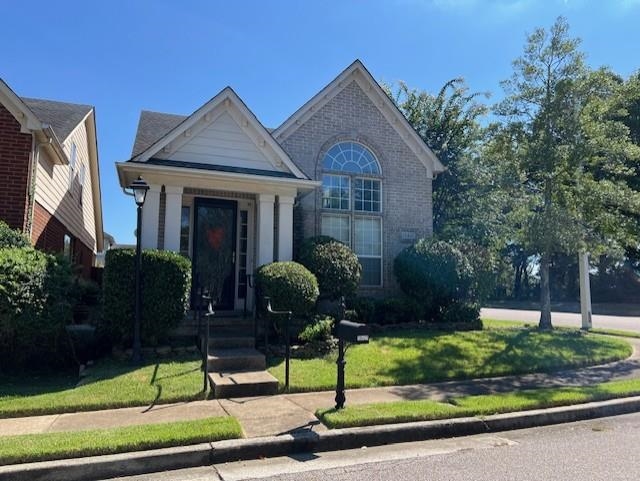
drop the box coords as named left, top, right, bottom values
left=481, top=307, right=640, bottom=332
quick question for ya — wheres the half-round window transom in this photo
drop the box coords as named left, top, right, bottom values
left=322, top=142, right=380, bottom=174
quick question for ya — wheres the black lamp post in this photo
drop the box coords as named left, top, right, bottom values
left=128, top=176, right=149, bottom=363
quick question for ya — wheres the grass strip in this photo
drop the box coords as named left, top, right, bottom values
left=0, top=356, right=205, bottom=418
left=269, top=329, right=631, bottom=392
left=317, top=378, right=640, bottom=429
left=317, top=400, right=471, bottom=428
left=0, top=416, right=242, bottom=465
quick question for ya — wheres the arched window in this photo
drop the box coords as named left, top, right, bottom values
left=320, top=142, right=382, bottom=286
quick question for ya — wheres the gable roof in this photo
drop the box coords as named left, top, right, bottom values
left=132, top=111, right=187, bottom=157
left=272, top=59, right=446, bottom=176
left=129, top=87, right=309, bottom=180
left=21, top=97, right=93, bottom=142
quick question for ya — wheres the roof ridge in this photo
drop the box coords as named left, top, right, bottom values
left=20, top=96, right=93, bottom=109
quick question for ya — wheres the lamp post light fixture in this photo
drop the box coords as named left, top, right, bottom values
left=125, top=176, right=149, bottom=363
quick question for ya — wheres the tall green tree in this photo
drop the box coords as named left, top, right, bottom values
left=496, top=17, right=640, bottom=328
left=386, top=79, right=495, bottom=242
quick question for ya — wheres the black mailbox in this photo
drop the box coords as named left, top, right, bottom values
left=336, top=320, right=369, bottom=343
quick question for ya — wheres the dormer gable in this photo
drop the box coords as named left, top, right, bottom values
left=130, top=87, right=309, bottom=180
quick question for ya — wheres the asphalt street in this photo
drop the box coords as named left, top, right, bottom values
left=481, top=307, right=640, bottom=332
left=104, top=412, right=640, bottom=481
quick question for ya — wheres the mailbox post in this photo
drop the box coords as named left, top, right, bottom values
left=335, top=320, right=369, bottom=409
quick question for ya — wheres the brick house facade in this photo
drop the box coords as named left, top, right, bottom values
left=0, top=104, right=32, bottom=233
left=0, top=79, right=103, bottom=277
left=117, top=60, right=444, bottom=308
left=279, top=80, right=434, bottom=295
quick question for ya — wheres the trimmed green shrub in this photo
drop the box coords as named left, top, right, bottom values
left=0, top=221, right=30, bottom=248
left=103, top=249, right=191, bottom=346
left=256, top=261, right=319, bottom=317
left=374, top=297, right=423, bottom=325
left=0, top=247, right=73, bottom=371
left=299, top=315, right=334, bottom=343
left=440, top=301, right=482, bottom=327
left=394, top=239, right=476, bottom=322
left=348, top=296, right=376, bottom=324
left=297, top=236, right=361, bottom=300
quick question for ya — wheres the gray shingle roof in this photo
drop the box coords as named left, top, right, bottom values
left=21, top=97, right=92, bottom=141
left=131, top=110, right=187, bottom=157
left=131, top=110, right=276, bottom=158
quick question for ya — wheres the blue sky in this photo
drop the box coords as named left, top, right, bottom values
left=2, top=0, right=639, bottom=245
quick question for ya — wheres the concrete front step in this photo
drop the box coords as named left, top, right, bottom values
left=208, top=370, right=279, bottom=398
left=207, top=348, right=266, bottom=371
left=208, top=336, right=255, bottom=349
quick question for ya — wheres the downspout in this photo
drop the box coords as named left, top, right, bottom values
left=26, top=131, right=53, bottom=242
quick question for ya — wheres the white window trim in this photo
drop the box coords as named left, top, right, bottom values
left=68, top=142, right=77, bottom=193
left=354, top=177, right=382, bottom=214
left=354, top=215, right=383, bottom=287
left=322, top=173, right=351, bottom=211
left=320, top=142, right=384, bottom=288
left=323, top=141, right=383, bottom=176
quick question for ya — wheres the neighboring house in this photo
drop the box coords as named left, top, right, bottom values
left=0, top=79, right=104, bottom=277
left=116, top=60, right=444, bottom=310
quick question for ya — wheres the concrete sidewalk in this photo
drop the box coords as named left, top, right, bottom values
left=3, top=337, right=640, bottom=440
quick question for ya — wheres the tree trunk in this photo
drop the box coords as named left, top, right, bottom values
left=513, top=263, right=523, bottom=299
left=539, top=252, right=553, bottom=329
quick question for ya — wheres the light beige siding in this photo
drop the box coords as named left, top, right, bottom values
left=34, top=117, right=97, bottom=251
left=169, top=112, right=280, bottom=171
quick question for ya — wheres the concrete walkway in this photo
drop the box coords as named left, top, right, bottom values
left=3, top=337, right=640, bottom=440
left=481, top=307, right=640, bottom=332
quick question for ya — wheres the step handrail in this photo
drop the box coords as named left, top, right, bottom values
left=265, top=297, right=292, bottom=392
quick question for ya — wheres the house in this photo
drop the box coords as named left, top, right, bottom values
left=116, top=60, right=444, bottom=310
left=0, top=79, right=104, bottom=277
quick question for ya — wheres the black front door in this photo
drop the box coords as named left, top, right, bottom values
left=192, top=198, right=237, bottom=310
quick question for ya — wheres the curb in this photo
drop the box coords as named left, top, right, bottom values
left=3, top=395, right=640, bottom=481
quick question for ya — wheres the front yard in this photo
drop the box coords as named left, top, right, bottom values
left=0, top=356, right=204, bottom=418
left=0, top=327, right=631, bottom=418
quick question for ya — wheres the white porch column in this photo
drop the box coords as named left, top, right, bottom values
left=579, top=251, right=593, bottom=330
left=257, top=194, right=275, bottom=266
left=163, top=186, right=183, bottom=252
left=277, top=196, right=295, bottom=261
left=141, top=184, right=161, bottom=249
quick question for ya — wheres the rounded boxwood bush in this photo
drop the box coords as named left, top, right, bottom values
left=0, top=221, right=30, bottom=248
left=394, top=239, right=475, bottom=321
left=297, top=236, right=361, bottom=300
left=256, top=261, right=319, bottom=317
left=0, top=247, right=73, bottom=372
left=103, top=249, right=191, bottom=346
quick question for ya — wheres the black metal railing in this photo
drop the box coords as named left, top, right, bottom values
left=265, top=297, right=292, bottom=392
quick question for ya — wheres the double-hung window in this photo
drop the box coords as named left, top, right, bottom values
left=320, top=142, right=383, bottom=286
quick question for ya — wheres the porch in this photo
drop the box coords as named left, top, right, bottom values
left=119, top=161, right=318, bottom=313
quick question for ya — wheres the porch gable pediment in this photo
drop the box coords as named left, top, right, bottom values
left=130, top=87, right=309, bottom=180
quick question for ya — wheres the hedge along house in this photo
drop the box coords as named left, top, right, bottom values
left=116, top=60, right=444, bottom=313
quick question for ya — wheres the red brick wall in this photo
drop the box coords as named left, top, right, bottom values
left=0, top=104, right=32, bottom=232
left=32, top=201, right=94, bottom=278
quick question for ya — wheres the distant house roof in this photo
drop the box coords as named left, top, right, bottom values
left=131, top=110, right=187, bottom=157
left=21, top=97, right=93, bottom=141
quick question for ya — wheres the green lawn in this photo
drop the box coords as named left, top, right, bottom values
left=317, top=378, right=640, bottom=428
left=268, top=328, right=631, bottom=392
left=0, top=416, right=242, bottom=465
left=0, top=356, right=205, bottom=418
